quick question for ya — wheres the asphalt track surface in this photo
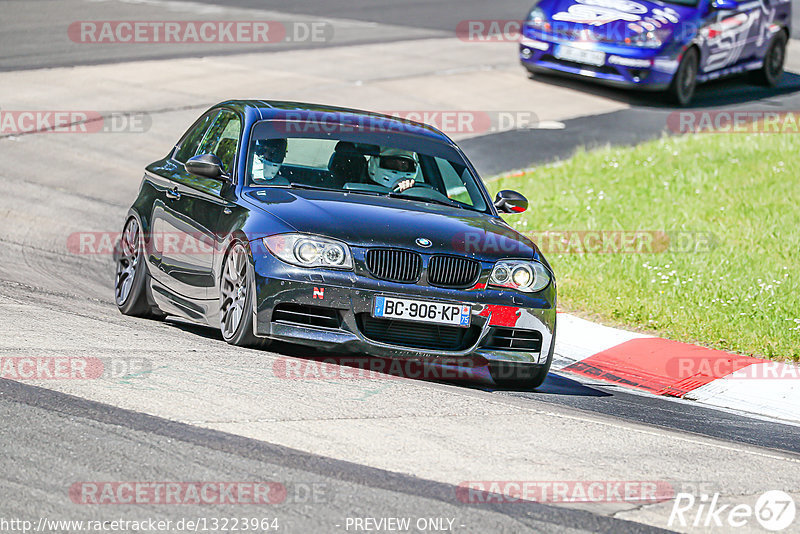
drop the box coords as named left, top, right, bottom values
left=1, top=379, right=672, bottom=533
left=1, top=1, right=800, bottom=532
left=4, top=0, right=800, bottom=176
left=3, top=0, right=798, bottom=71
left=461, top=70, right=800, bottom=175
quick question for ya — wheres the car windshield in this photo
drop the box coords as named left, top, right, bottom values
left=245, top=126, right=489, bottom=212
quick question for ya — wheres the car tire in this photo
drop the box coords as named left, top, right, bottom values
left=488, top=320, right=556, bottom=390
left=668, top=47, right=699, bottom=106
left=114, top=217, right=165, bottom=319
left=219, top=241, right=271, bottom=348
left=752, top=31, right=787, bottom=87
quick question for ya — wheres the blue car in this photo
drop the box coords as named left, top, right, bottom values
left=519, top=0, right=791, bottom=104
left=115, top=101, right=557, bottom=388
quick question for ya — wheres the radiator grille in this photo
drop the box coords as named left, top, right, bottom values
left=428, top=255, right=481, bottom=288
left=272, top=303, right=340, bottom=329
left=365, top=249, right=422, bottom=283
left=483, top=328, right=543, bottom=352
left=541, top=54, right=619, bottom=75
left=358, top=315, right=479, bottom=351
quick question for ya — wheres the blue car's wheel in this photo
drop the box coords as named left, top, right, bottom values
left=219, top=241, right=270, bottom=348
left=753, top=32, right=787, bottom=87
left=668, top=47, right=698, bottom=106
left=114, top=217, right=164, bottom=319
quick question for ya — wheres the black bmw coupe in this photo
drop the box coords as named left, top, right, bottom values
left=115, top=101, right=556, bottom=387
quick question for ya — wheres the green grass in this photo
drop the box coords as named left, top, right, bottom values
left=489, top=133, right=800, bottom=361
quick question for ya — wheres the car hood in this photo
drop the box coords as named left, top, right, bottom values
left=244, top=188, right=539, bottom=262
left=538, top=0, right=696, bottom=38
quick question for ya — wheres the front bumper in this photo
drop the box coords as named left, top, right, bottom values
left=249, top=241, right=556, bottom=366
left=519, top=27, right=678, bottom=90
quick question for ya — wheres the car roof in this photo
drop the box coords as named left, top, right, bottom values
left=214, top=99, right=456, bottom=145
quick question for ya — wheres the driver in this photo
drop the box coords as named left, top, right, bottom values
left=367, top=148, right=419, bottom=193
left=253, top=138, right=288, bottom=182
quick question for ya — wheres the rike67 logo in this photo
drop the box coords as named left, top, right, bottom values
left=669, top=490, right=796, bottom=531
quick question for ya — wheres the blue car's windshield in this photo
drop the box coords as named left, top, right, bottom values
left=245, top=120, right=489, bottom=213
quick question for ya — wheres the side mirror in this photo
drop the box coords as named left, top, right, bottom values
left=712, top=0, right=739, bottom=9
left=185, top=154, right=230, bottom=181
left=494, top=190, right=529, bottom=214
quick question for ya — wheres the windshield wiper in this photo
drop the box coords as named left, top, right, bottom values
left=288, top=182, right=341, bottom=192
left=288, top=182, right=467, bottom=210
left=387, top=192, right=465, bottom=210
left=341, top=188, right=385, bottom=197
left=290, top=183, right=390, bottom=198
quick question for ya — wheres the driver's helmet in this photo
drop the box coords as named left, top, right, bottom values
left=254, top=138, right=288, bottom=181
left=367, top=148, right=419, bottom=189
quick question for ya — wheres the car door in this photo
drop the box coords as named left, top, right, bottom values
left=151, top=109, right=241, bottom=303
left=146, top=110, right=217, bottom=301
left=702, top=0, right=765, bottom=73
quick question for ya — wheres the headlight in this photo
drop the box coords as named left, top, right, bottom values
left=489, top=260, right=551, bottom=292
left=629, top=29, right=671, bottom=48
left=526, top=6, right=547, bottom=28
left=263, top=234, right=353, bottom=269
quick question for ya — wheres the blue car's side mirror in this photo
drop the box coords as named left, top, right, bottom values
left=712, top=0, right=740, bottom=10
left=185, top=153, right=231, bottom=182
left=494, top=190, right=529, bottom=214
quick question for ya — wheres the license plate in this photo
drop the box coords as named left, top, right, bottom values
left=555, top=45, right=606, bottom=67
left=373, top=296, right=471, bottom=328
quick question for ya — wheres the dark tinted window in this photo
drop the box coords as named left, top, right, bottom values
left=246, top=135, right=487, bottom=212
left=174, top=111, right=217, bottom=163
left=197, top=110, right=241, bottom=175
